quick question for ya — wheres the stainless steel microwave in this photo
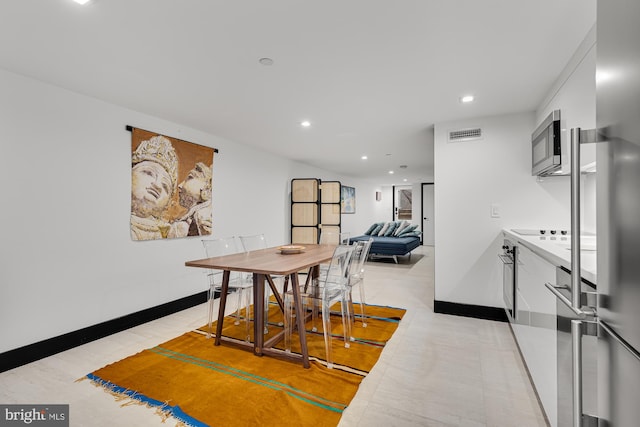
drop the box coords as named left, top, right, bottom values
left=531, top=109, right=561, bottom=176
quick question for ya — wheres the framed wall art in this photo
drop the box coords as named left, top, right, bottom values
left=129, top=126, right=216, bottom=241
left=341, top=185, right=356, bottom=214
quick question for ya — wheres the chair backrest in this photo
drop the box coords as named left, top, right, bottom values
left=202, top=236, right=240, bottom=258
left=348, top=238, right=373, bottom=285
left=239, top=234, right=268, bottom=252
left=201, top=237, right=241, bottom=286
left=323, top=245, right=355, bottom=287
left=319, top=230, right=351, bottom=245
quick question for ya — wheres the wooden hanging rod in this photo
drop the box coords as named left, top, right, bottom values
left=126, top=125, right=218, bottom=153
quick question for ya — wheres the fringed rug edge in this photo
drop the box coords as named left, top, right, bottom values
left=79, top=373, right=209, bottom=427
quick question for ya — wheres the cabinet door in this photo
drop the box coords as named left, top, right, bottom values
left=512, top=290, right=530, bottom=352
left=517, top=245, right=558, bottom=427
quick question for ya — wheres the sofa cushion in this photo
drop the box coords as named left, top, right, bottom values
left=378, top=221, right=392, bottom=236
left=377, top=222, right=388, bottom=236
left=398, top=231, right=421, bottom=238
left=398, top=224, right=419, bottom=236
left=393, top=220, right=410, bottom=236
left=368, top=222, right=384, bottom=236
left=383, top=221, right=399, bottom=236
left=364, top=222, right=381, bottom=235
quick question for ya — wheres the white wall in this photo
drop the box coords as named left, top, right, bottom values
left=348, top=183, right=390, bottom=232
left=0, top=69, right=377, bottom=353
left=434, top=112, right=571, bottom=306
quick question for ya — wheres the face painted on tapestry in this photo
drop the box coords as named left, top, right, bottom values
left=131, top=161, right=173, bottom=218
left=178, top=163, right=212, bottom=209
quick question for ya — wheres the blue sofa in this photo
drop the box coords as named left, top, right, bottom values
left=350, top=234, right=421, bottom=263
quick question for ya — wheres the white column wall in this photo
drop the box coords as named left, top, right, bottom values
left=0, top=69, right=377, bottom=353
left=434, top=112, right=571, bottom=306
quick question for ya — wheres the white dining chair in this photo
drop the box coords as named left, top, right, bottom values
left=202, top=237, right=252, bottom=341
left=283, top=244, right=355, bottom=369
left=316, top=230, right=351, bottom=281
left=345, top=238, right=374, bottom=328
left=239, top=234, right=286, bottom=334
left=319, top=230, right=351, bottom=245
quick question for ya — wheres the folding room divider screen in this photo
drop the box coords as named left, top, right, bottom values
left=290, top=179, right=341, bottom=244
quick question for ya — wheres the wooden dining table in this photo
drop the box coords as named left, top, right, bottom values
left=185, top=243, right=336, bottom=368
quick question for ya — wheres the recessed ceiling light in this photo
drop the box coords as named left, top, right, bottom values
left=460, top=95, right=475, bottom=103
left=361, top=155, right=368, bottom=160
left=403, top=178, right=408, bottom=182
left=388, top=170, right=394, bottom=174
left=73, top=0, right=90, bottom=3
left=300, top=121, right=311, bottom=127
left=259, top=57, right=274, bottom=66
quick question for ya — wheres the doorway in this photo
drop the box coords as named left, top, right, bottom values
left=393, top=186, right=412, bottom=222
left=421, top=183, right=434, bottom=246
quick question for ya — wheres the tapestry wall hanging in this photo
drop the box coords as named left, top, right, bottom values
left=129, top=126, right=216, bottom=241
left=341, top=186, right=355, bottom=214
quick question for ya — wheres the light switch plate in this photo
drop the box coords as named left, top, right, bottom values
left=490, top=203, right=500, bottom=218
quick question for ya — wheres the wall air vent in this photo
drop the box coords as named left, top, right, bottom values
left=448, top=127, right=483, bottom=143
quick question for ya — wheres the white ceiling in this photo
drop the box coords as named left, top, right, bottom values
left=0, top=0, right=596, bottom=185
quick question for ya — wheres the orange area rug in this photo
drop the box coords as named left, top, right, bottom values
left=83, top=303, right=405, bottom=427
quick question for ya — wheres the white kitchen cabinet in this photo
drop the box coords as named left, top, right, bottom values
left=516, top=244, right=558, bottom=427
left=512, top=287, right=530, bottom=354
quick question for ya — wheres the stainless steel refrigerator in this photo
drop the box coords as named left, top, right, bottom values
left=549, top=1, right=640, bottom=426
left=595, top=0, right=640, bottom=425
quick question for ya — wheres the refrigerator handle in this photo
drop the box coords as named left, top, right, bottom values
left=570, top=128, right=582, bottom=310
left=571, top=320, right=600, bottom=427
left=571, top=320, right=583, bottom=427
left=571, top=319, right=584, bottom=427
left=545, top=282, right=595, bottom=318
left=570, top=127, right=606, bottom=312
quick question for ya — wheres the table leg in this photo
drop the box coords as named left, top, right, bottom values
left=265, top=275, right=284, bottom=311
left=303, top=269, right=313, bottom=292
left=215, top=270, right=231, bottom=346
left=290, top=273, right=310, bottom=368
left=253, top=273, right=265, bottom=356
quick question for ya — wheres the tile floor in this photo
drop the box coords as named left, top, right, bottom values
left=0, top=246, right=548, bottom=426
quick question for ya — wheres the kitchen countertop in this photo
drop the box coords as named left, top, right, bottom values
left=502, top=229, right=597, bottom=284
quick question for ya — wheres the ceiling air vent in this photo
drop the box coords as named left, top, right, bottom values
left=448, top=127, right=483, bottom=143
